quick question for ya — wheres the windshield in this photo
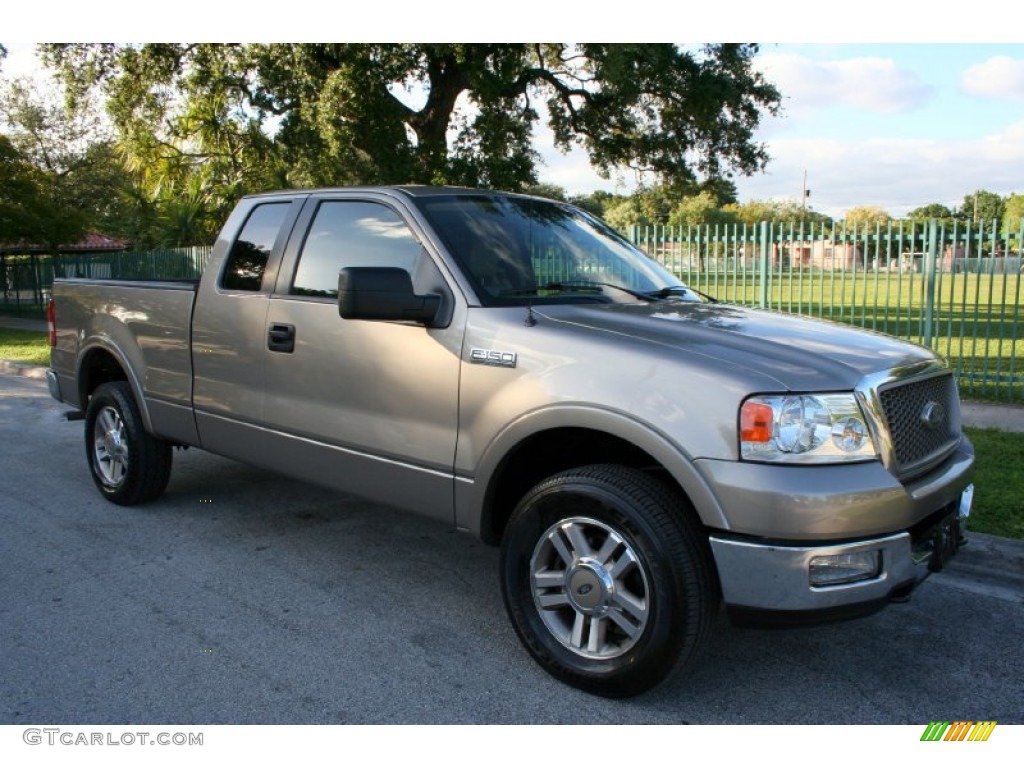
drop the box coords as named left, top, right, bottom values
left=415, top=194, right=697, bottom=306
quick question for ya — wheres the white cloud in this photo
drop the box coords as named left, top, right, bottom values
left=961, top=56, right=1024, bottom=100
left=536, top=118, right=1024, bottom=219
left=758, top=53, right=932, bottom=114
left=536, top=119, right=1024, bottom=219
left=734, top=123, right=1024, bottom=218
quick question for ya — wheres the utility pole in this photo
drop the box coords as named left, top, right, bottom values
left=802, top=170, right=810, bottom=218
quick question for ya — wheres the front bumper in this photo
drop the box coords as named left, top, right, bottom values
left=694, top=438, right=974, bottom=541
left=709, top=497, right=968, bottom=624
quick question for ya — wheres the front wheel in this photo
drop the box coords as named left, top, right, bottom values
left=84, top=381, right=172, bottom=505
left=500, top=464, right=716, bottom=697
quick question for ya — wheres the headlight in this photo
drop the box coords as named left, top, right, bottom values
left=740, top=393, right=877, bottom=464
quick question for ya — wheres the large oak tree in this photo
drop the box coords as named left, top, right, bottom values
left=42, top=44, right=780, bottom=195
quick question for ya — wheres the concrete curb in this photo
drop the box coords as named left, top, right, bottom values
left=934, top=530, right=1024, bottom=603
left=0, top=360, right=48, bottom=380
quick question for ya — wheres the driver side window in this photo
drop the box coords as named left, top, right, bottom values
left=292, top=201, right=421, bottom=297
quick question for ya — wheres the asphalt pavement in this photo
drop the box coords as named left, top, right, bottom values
left=1, top=370, right=1022, bottom=726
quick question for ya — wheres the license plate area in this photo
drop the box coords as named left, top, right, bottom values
left=925, top=512, right=962, bottom=573
left=909, top=485, right=972, bottom=572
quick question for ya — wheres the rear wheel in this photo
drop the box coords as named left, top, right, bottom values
left=500, top=464, right=716, bottom=697
left=84, top=381, right=172, bottom=505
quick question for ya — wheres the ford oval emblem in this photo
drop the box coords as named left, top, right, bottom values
left=577, top=584, right=593, bottom=596
left=921, top=401, right=946, bottom=431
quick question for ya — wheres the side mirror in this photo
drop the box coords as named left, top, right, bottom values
left=338, top=267, right=441, bottom=325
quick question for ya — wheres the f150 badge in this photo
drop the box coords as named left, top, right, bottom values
left=470, top=348, right=517, bottom=368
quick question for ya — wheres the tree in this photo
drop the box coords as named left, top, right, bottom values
left=959, top=190, right=1004, bottom=224
left=521, top=182, right=568, bottom=202
left=1, top=134, right=47, bottom=241
left=0, top=78, right=134, bottom=244
left=844, top=206, right=891, bottom=230
left=907, top=203, right=956, bottom=232
left=907, top=203, right=954, bottom=223
left=602, top=197, right=653, bottom=231
left=41, top=43, right=780, bottom=195
left=724, top=199, right=832, bottom=226
left=1001, top=193, right=1024, bottom=236
left=568, top=190, right=621, bottom=218
left=694, top=177, right=739, bottom=206
left=667, top=192, right=736, bottom=228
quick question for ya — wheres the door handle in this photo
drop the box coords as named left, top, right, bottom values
left=267, top=323, right=296, bottom=353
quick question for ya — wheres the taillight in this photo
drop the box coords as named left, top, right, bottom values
left=46, top=299, right=57, bottom=347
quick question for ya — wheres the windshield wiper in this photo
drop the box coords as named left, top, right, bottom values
left=502, top=280, right=657, bottom=301
left=642, top=285, right=718, bottom=303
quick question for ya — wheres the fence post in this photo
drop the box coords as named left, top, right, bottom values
left=758, top=221, right=769, bottom=308
left=923, top=219, right=939, bottom=349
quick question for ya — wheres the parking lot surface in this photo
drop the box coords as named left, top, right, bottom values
left=1, top=373, right=1022, bottom=724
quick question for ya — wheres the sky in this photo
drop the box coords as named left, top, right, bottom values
left=534, top=43, right=1024, bottom=218
left=3, top=4, right=1023, bottom=220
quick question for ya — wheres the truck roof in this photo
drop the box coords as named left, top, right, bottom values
left=242, top=185, right=546, bottom=201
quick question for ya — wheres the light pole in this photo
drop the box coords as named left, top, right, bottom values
left=802, top=170, right=811, bottom=218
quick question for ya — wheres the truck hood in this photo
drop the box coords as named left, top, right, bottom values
left=534, top=301, right=938, bottom=391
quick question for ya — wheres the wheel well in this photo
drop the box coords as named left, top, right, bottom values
left=78, top=348, right=128, bottom=407
left=480, top=427, right=679, bottom=545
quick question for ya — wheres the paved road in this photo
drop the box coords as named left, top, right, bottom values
left=1, top=373, right=1021, bottom=725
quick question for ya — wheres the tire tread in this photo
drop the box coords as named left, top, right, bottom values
left=85, top=381, right=172, bottom=506
left=501, top=463, right=718, bottom=697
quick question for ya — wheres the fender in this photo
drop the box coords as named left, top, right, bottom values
left=77, top=335, right=153, bottom=434
left=454, top=403, right=730, bottom=537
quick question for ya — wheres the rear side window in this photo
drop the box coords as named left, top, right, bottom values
left=221, top=203, right=290, bottom=291
left=291, top=201, right=421, bottom=297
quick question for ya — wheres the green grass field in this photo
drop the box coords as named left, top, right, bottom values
left=0, top=328, right=49, bottom=366
left=963, top=427, right=1024, bottom=540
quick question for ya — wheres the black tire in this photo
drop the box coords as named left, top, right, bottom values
left=500, top=464, right=716, bottom=697
left=84, top=381, right=172, bottom=505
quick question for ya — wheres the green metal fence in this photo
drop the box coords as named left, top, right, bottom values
left=0, top=246, right=213, bottom=318
left=630, top=219, right=1024, bottom=402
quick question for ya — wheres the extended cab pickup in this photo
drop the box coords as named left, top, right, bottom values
left=47, top=186, right=975, bottom=697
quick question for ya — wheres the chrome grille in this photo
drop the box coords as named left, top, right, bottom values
left=878, top=373, right=959, bottom=479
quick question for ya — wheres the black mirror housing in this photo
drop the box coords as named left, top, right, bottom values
left=338, top=267, right=441, bottom=325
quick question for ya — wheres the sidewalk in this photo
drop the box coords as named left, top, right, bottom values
left=0, top=316, right=46, bottom=332
left=960, top=401, right=1024, bottom=432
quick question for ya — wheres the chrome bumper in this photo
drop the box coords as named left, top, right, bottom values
left=710, top=532, right=920, bottom=612
left=46, top=369, right=62, bottom=401
left=709, top=503, right=967, bottom=614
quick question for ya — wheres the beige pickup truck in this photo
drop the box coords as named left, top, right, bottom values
left=47, top=186, right=975, bottom=697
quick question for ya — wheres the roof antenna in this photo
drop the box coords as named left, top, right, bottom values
left=524, top=300, right=537, bottom=327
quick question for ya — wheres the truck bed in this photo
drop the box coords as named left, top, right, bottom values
left=50, top=278, right=199, bottom=441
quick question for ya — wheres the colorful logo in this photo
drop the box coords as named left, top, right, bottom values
left=921, top=721, right=997, bottom=741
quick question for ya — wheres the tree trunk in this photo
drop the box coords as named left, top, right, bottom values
left=407, top=49, right=470, bottom=183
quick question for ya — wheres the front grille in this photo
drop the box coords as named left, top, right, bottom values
left=878, top=372, right=960, bottom=479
